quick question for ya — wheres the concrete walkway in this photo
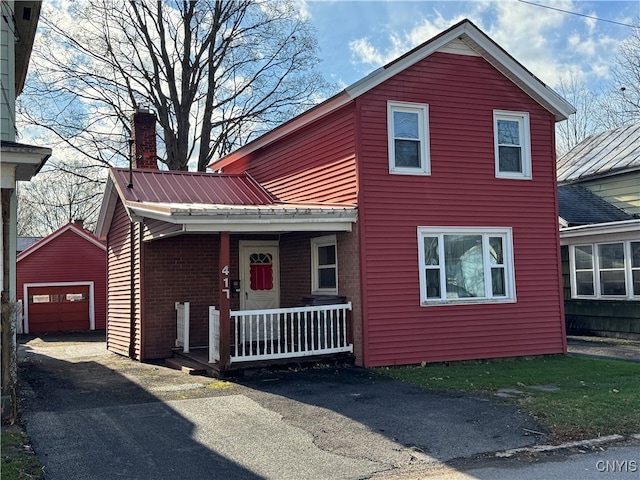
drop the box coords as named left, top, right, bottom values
left=567, top=335, right=640, bottom=362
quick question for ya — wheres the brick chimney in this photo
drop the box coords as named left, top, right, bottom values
left=131, top=108, right=158, bottom=170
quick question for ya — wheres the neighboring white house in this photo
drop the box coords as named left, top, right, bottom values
left=557, top=123, right=640, bottom=339
left=1, top=0, right=51, bottom=421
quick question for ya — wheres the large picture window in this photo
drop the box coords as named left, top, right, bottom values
left=569, top=241, right=640, bottom=299
left=388, top=101, right=430, bottom=175
left=493, top=110, right=531, bottom=179
left=418, top=227, right=515, bottom=304
left=311, top=235, right=338, bottom=294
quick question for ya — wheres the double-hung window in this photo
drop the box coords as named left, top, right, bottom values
left=493, top=110, right=531, bottom=179
left=418, top=227, right=515, bottom=304
left=569, top=241, right=640, bottom=299
left=388, top=101, right=430, bottom=175
left=311, top=235, right=338, bottom=294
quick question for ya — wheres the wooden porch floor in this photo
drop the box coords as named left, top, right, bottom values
left=168, top=347, right=354, bottom=377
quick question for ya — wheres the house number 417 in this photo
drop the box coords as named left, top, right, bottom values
left=221, top=265, right=230, bottom=299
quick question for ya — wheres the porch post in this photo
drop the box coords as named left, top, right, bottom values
left=218, top=231, right=231, bottom=368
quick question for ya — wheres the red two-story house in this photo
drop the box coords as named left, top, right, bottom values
left=96, top=19, right=575, bottom=372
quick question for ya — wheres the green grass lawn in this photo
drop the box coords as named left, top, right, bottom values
left=1, top=429, right=43, bottom=480
left=376, top=355, right=640, bottom=442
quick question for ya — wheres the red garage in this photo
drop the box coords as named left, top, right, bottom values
left=17, top=222, right=107, bottom=334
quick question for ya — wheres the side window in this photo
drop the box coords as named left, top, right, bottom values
left=569, top=242, right=640, bottom=299
left=388, top=101, right=430, bottom=175
left=311, top=235, right=338, bottom=294
left=493, top=110, right=531, bottom=179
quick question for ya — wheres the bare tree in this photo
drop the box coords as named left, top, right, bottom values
left=598, top=22, right=640, bottom=129
left=17, top=161, right=106, bottom=236
left=19, top=0, right=333, bottom=171
left=555, top=71, right=600, bottom=156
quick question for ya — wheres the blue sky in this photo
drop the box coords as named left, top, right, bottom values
left=302, top=0, right=639, bottom=92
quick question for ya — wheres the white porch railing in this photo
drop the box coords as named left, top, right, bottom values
left=206, top=303, right=353, bottom=365
left=175, top=302, right=190, bottom=353
left=228, top=302, right=353, bottom=363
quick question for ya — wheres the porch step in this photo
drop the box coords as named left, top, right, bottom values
left=165, top=356, right=207, bottom=375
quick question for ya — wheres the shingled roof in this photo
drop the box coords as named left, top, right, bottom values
left=557, top=123, right=640, bottom=184
left=558, top=185, right=635, bottom=227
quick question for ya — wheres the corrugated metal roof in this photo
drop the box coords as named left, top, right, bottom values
left=557, top=123, right=640, bottom=183
left=558, top=185, right=635, bottom=226
left=111, top=168, right=276, bottom=205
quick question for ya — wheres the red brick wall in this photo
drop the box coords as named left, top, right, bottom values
left=336, top=229, right=362, bottom=364
left=132, top=109, right=158, bottom=170
left=280, top=230, right=363, bottom=363
left=142, top=234, right=218, bottom=359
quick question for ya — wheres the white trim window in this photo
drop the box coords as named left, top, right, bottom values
left=569, top=241, right=640, bottom=299
left=311, top=235, right=338, bottom=294
left=388, top=101, right=430, bottom=175
left=418, top=227, right=516, bottom=305
left=493, top=110, right=531, bottom=179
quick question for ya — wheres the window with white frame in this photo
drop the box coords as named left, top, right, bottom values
left=388, top=101, right=430, bottom=175
left=311, top=235, right=338, bottom=294
left=570, top=241, right=640, bottom=299
left=493, top=110, right=531, bottom=179
left=418, top=227, right=515, bottom=304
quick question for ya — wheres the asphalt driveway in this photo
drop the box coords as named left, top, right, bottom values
left=18, top=332, right=544, bottom=480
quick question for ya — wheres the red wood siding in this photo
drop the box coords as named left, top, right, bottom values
left=107, top=201, right=141, bottom=358
left=357, top=52, right=565, bottom=366
left=222, top=105, right=358, bottom=204
left=17, top=227, right=106, bottom=331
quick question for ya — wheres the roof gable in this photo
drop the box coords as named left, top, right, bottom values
left=212, top=19, right=575, bottom=170
left=17, top=222, right=106, bottom=262
left=557, top=123, right=640, bottom=184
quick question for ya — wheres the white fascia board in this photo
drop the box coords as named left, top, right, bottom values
left=559, top=219, right=640, bottom=243
left=0, top=146, right=52, bottom=182
left=127, top=203, right=356, bottom=234
left=182, top=221, right=353, bottom=233
left=94, top=176, right=119, bottom=239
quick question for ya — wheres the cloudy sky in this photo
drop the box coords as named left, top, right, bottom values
left=302, top=0, right=638, bottom=92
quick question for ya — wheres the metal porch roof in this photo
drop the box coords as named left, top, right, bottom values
left=96, top=169, right=357, bottom=240
left=111, top=168, right=276, bottom=205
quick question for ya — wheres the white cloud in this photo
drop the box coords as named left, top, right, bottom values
left=347, top=0, right=629, bottom=92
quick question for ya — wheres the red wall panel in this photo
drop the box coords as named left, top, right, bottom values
left=223, top=104, right=358, bottom=204
left=357, top=52, right=565, bottom=366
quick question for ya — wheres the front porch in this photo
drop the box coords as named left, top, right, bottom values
left=174, top=301, right=353, bottom=373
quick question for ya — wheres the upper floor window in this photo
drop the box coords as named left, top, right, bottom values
left=493, top=111, right=531, bottom=179
left=418, top=227, right=516, bottom=305
left=311, top=235, right=338, bottom=294
left=388, top=101, right=430, bottom=175
left=569, top=241, right=640, bottom=299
